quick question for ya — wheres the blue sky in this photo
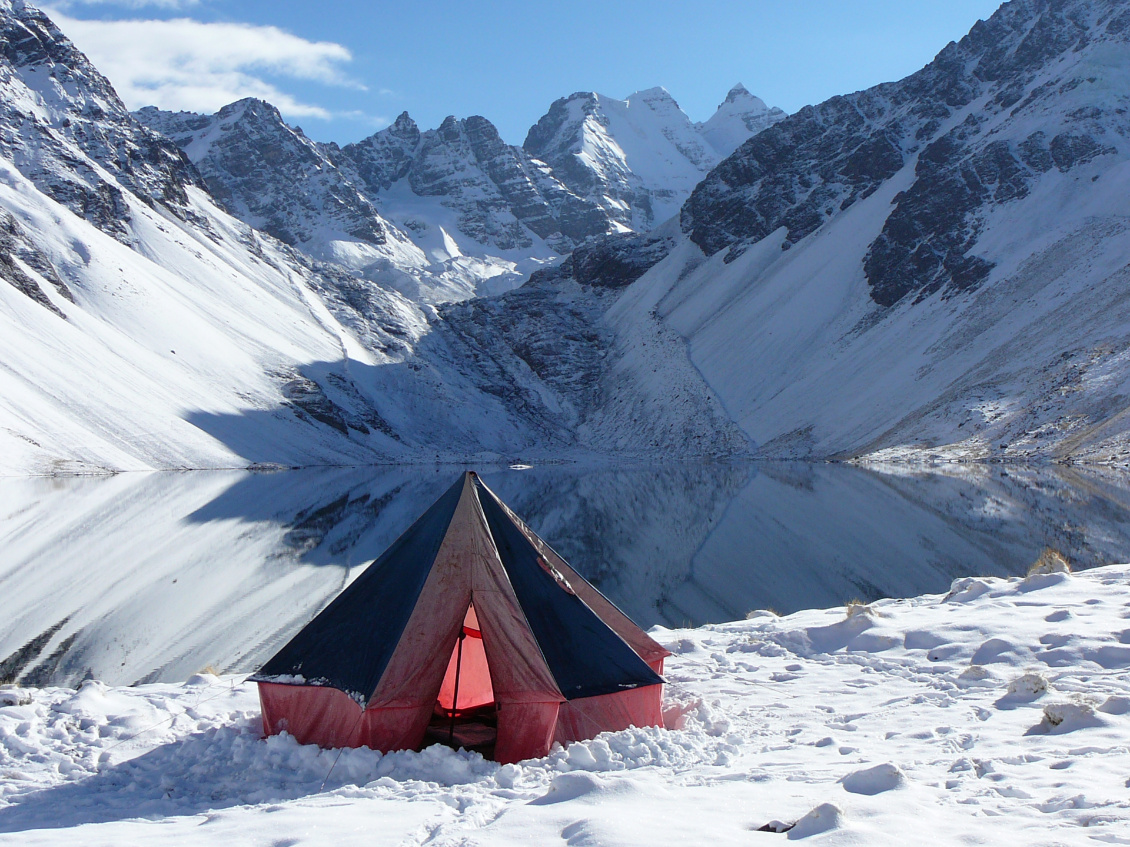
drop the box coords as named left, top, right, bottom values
left=46, top=0, right=1005, bottom=146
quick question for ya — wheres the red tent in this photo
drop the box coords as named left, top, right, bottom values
left=252, top=472, right=670, bottom=763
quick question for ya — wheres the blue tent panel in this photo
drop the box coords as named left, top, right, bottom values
left=474, top=478, right=663, bottom=700
left=252, top=475, right=465, bottom=701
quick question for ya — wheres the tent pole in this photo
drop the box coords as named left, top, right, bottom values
left=449, top=629, right=465, bottom=744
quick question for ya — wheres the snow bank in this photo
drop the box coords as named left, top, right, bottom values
left=2, top=565, right=1130, bottom=844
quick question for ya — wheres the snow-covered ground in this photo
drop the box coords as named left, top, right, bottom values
left=2, top=564, right=1128, bottom=845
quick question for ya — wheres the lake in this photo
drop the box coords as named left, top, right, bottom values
left=3, top=461, right=1130, bottom=688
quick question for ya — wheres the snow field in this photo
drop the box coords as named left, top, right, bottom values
left=1, top=565, right=1129, bottom=844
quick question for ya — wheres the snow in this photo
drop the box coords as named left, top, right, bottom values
left=0, top=160, right=424, bottom=474
left=2, top=564, right=1129, bottom=844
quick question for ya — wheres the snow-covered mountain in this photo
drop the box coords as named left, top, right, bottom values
left=0, top=0, right=432, bottom=474
left=7, top=0, right=1130, bottom=474
left=379, top=0, right=1130, bottom=467
left=523, top=85, right=785, bottom=232
left=609, top=0, right=1130, bottom=463
left=134, top=101, right=543, bottom=304
left=331, top=112, right=612, bottom=254
left=135, top=85, right=785, bottom=305
left=0, top=0, right=755, bottom=475
left=697, top=83, right=787, bottom=158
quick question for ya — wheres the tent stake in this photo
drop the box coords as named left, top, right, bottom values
left=449, top=629, right=466, bottom=745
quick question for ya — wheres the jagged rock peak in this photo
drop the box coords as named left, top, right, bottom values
left=0, top=0, right=201, bottom=237
left=389, top=111, right=418, bottom=133
left=135, top=99, right=389, bottom=248
left=720, top=83, right=764, bottom=109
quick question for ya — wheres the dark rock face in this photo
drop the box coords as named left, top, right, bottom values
left=683, top=0, right=1128, bottom=305
left=682, top=94, right=906, bottom=258
left=0, top=212, right=73, bottom=317
left=137, top=100, right=388, bottom=248
left=325, top=111, right=420, bottom=193
left=541, top=231, right=677, bottom=290
left=434, top=284, right=613, bottom=437
left=0, top=3, right=201, bottom=239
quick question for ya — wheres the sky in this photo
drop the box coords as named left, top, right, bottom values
left=43, top=0, right=1006, bottom=147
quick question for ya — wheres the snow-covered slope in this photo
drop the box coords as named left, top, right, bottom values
left=524, top=86, right=785, bottom=232
left=0, top=0, right=431, bottom=475
left=2, top=564, right=1128, bottom=843
left=607, top=0, right=1130, bottom=463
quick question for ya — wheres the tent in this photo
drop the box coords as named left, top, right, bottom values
left=251, top=471, right=670, bottom=763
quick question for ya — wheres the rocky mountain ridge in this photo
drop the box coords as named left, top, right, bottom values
left=652, top=0, right=1130, bottom=461
left=134, top=82, right=783, bottom=305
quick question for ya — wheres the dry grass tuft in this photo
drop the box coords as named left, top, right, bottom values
left=1028, top=547, right=1071, bottom=576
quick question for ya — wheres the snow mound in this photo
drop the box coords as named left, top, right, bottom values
left=788, top=802, right=844, bottom=839
left=840, top=762, right=906, bottom=795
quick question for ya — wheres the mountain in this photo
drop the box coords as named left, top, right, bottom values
left=331, top=112, right=613, bottom=252
left=0, top=0, right=754, bottom=475
left=134, top=101, right=522, bottom=304
left=697, top=83, right=788, bottom=158
left=0, top=1, right=200, bottom=240
left=0, top=0, right=433, bottom=474
left=135, top=101, right=624, bottom=304
left=9, top=0, right=1129, bottom=475
left=136, top=85, right=785, bottom=305
left=524, top=86, right=785, bottom=232
left=647, top=0, right=1130, bottom=462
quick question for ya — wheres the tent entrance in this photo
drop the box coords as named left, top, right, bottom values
left=424, top=603, right=497, bottom=755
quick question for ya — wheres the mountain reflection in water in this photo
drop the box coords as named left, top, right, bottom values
left=2, top=461, right=1129, bottom=687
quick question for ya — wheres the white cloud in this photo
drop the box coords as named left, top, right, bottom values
left=53, top=0, right=201, bottom=9
left=45, top=10, right=359, bottom=119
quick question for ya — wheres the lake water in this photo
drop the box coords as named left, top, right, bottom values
left=3, top=461, right=1130, bottom=688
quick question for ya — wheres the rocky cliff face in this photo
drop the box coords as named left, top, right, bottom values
left=0, top=0, right=201, bottom=241
left=136, top=102, right=612, bottom=303
left=137, top=84, right=784, bottom=305
left=333, top=113, right=612, bottom=253
left=682, top=0, right=1129, bottom=307
left=137, top=99, right=391, bottom=250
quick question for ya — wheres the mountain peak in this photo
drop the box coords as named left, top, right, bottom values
left=698, top=84, right=785, bottom=158
left=217, top=98, right=283, bottom=122
left=391, top=110, right=416, bottom=131
left=724, top=83, right=751, bottom=101
left=629, top=86, right=675, bottom=102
